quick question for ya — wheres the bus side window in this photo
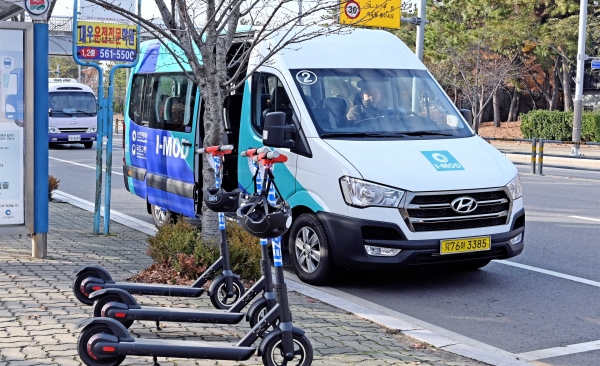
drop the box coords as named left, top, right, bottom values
left=251, top=73, right=295, bottom=134
left=128, top=74, right=145, bottom=125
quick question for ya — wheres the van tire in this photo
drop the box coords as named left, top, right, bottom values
left=151, top=204, right=178, bottom=228
left=288, top=213, right=334, bottom=285
left=83, top=142, right=93, bottom=149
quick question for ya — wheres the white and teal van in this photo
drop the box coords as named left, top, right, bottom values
left=122, top=27, right=524, bottom=284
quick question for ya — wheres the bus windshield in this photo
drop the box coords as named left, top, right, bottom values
left=290, top=69, right=473, bottom=139
left=49, top=92, right=97, bottom=116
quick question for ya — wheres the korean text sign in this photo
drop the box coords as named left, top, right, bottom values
left=338, top=0, right=401, bottom=29
left=76, top=21, right=137, bottom=62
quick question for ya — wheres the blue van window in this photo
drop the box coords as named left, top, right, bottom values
left=128, top=74, right=145, bottom=125
left=251, top=73, right=295, bottom=134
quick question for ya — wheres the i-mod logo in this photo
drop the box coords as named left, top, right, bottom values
left=5, top=209, right=11, bottom=216
left=132, top=130, right=137, bottom=142
left=155, top=136, right=190, bottom=160
left=421, top=150, right=464, bottom=171
left=131, top=144, right=136, bottom=156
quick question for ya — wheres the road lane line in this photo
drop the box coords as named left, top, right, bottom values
left=53, top=190, right=156, bottom=235
left=517, top=339, right=600, bottom=361
left=570, top=215, right=600, bottom=222
left=50, top=157, right=123, bottom=176
left=496, top=260, right=600, bottom=288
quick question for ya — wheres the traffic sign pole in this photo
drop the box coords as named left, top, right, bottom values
left=103, top=0, right=141, bottom=234
left=572, top=0, right=588, bottom=156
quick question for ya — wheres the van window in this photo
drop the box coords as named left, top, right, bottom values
left=251, top=73, right=296, bottom=134
left=49, top=92, right=97, bottom=116
left=129, top=74, right=145, bottom=125
left=128, top=73, right=197, bottom=131
left=290, top=69, right=473, bottom=139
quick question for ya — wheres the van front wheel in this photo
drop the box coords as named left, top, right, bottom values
left=288, top=213, right=334, bottom=285
left=151, top=204, right=177, bottom=228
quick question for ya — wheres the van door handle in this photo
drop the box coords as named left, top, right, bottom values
left=181, top=139, right=192, bottom=147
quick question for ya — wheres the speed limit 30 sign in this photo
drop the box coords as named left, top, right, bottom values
left=345, top=0, right=360, bottom=19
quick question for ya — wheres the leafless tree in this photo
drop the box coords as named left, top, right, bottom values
left=86, top=0, right=387, bottom=239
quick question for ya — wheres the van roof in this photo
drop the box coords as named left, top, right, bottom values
left=48, top=82, right=95, bottom=94
left=136, top=26, right=425, bottom=74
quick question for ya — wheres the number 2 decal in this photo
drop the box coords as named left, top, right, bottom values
left=295, top=70, right=317, bottom=85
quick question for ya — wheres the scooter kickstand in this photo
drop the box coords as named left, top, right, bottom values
left=155, top=320, right=161, bottom=330
left=153, top=356, right=160, bottom=365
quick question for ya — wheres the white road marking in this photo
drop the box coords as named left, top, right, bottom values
left=570, top=215, right=600, bottom=223
left=49, top=157, right=123, bottom=176
left=517, top=339, right=600, bottom=361
left=496, top=260, right=600, bottom=288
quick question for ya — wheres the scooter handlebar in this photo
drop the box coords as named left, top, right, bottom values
left=252, top=151, right=288, bottom=164
left=196, top=145, right=235, bottom=155
left=241, top=146, right=270, bottom=157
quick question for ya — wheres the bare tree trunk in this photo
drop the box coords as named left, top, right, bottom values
left=550, top=55, right=561, bottom=110
left=562, top=55, right=573, bottom=111
left=493, top=88, right=501, bottom=127
left=524, top=81, right=537, bottom=110
left=508, top=87, right=518, bottom=121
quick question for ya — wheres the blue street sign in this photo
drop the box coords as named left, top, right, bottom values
left=592, top=59, right=600, bottom=70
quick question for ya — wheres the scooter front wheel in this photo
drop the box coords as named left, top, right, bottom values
left=72, top=271, right=100, bottom=306
left=77, top=324, right=126, bottom=366
left=248, top=300, right=279, bottom=333
left=262, top=333, right=313, bottom=366
left=93, top=295, right=134, bottom=329
left=210, top=276, right=245, bottom=310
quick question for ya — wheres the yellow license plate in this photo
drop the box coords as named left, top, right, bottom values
left=440, top=236, right=491, bottom=255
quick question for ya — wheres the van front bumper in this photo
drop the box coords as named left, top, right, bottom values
left=317, top=209, right=525, bottom=270
left=49, top=133, right=97, bottom=143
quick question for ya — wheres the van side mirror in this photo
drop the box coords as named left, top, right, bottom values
left=48, top=108, right=53, bottom=116
left=263, top=112, right=296, bottom=148
left=460, top=109, right=472, bottom=125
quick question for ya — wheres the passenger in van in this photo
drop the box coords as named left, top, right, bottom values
left=346, top=86, right=384, bottom=123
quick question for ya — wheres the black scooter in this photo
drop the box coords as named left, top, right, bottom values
left=88, top=147, right=277, bottom=330
left=72, top=145, right=245, bottom=310
left=75, top=149, right=313, bottom=366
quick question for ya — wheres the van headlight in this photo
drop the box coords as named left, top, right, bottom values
left=340, top=176, right=404, bottom=208
left=505, top=175, right=522, bottom=200
left=48, top=126, right=60, bottom=133
left=86, top=125, right=97, bottom=133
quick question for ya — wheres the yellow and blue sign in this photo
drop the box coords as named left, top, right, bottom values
left=76, top=21, right=137, bottom=62
left=421, top=151, right=464, bottom=171
left=339, top=0, right=401, bottom=29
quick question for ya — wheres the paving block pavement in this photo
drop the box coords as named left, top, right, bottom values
left=0, top=202, right=486, bottom=366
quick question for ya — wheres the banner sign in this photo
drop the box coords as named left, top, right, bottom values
left=339, top=0, right=402, bottom=29
left=76, top=21, right=138, bottom=62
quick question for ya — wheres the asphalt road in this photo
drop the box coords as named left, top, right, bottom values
left=50, top=141, right=600, bottom=365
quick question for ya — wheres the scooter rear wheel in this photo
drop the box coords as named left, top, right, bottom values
left=210, top=276, right=245, bottom=310
left=93, top=295, right=134, bottom=329
left=262, top=333, right=313, bottom=366
left=77, top=324, right=125, bottom=366
left=73, top=271, right=100, bottom=306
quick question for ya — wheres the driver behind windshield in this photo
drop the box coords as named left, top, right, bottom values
left=346, top=86, right=384, bottom=123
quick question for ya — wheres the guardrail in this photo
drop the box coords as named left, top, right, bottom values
left=482, top=136, right=600, bottom=174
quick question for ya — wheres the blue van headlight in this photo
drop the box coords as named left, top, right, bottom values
left=505, top=175, right=522, bottom=200
left=86, top=125, right=97, bottom=133
left=340, top=176, right=404, bottom=208
left=48, top=126, right=60, bottom=133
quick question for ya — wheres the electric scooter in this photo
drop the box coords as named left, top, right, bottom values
left=87, top=147, right=277, bottom=330
left=75, top=150, right=313, bottom=366
left=71, top=145, right=245, bottom=310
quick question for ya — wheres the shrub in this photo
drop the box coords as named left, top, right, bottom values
left=146, top=220, right=262, bottom=281
left=48, top=175, right=60, bottom=200
left=520, top=110, right=600, bottom=141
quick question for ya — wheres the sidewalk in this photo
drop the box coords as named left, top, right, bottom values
left=0, top=201, right=486, bottom=366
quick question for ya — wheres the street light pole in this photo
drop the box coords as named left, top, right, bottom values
left=415, top=0, right=426, bottom=61
left=572, top=0, right=588, bottom=156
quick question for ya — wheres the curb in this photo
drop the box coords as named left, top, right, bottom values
left=52, top=195, right=534, bottom=365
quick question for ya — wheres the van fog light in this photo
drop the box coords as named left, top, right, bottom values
left=51, top=138, right=57, bottom=141
left=364, top=245, right=401, bottom=257
left=509, top=233, right=523, bottom=245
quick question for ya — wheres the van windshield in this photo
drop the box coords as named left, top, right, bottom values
left=49, top=92, right=97, bottom=116
left=290, top=69, right=473, bottom=139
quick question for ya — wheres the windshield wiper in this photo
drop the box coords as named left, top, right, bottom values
left=75, top=110, right=96, bottom=116
left=399, top=130, right=454, bottom=136
left=321, top=132, right=406, bottom=138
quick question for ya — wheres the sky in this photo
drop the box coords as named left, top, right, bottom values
left=53, top=0, right=161, bottom=19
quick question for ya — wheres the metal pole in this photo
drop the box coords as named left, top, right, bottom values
left=72, top=0, right=105, bottom=234
left=572, top=0, right=588, bottom=156
left=78, top=64, right=81, bottom=82
left=530, top=137, right=536, bottom=174
left=415, top=0, right=426, bottom=61
left=103, top=0, right=142, bottom=234
left=537, top=138, right=544, bottom=175
left=298, top=0, right=303, bottom=25
left=32, top=21, right=49, bottom=258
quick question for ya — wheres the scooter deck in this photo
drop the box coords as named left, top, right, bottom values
left=115, top=306, right=244, bottom=324
left=116, top=338, right=255, bottom=360
left=105, top=282, right=204, bottom=297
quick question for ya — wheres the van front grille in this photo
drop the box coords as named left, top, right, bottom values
left=58, top=128, right=88, bottom=133
left=402, top=189, right=511, bottom=232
